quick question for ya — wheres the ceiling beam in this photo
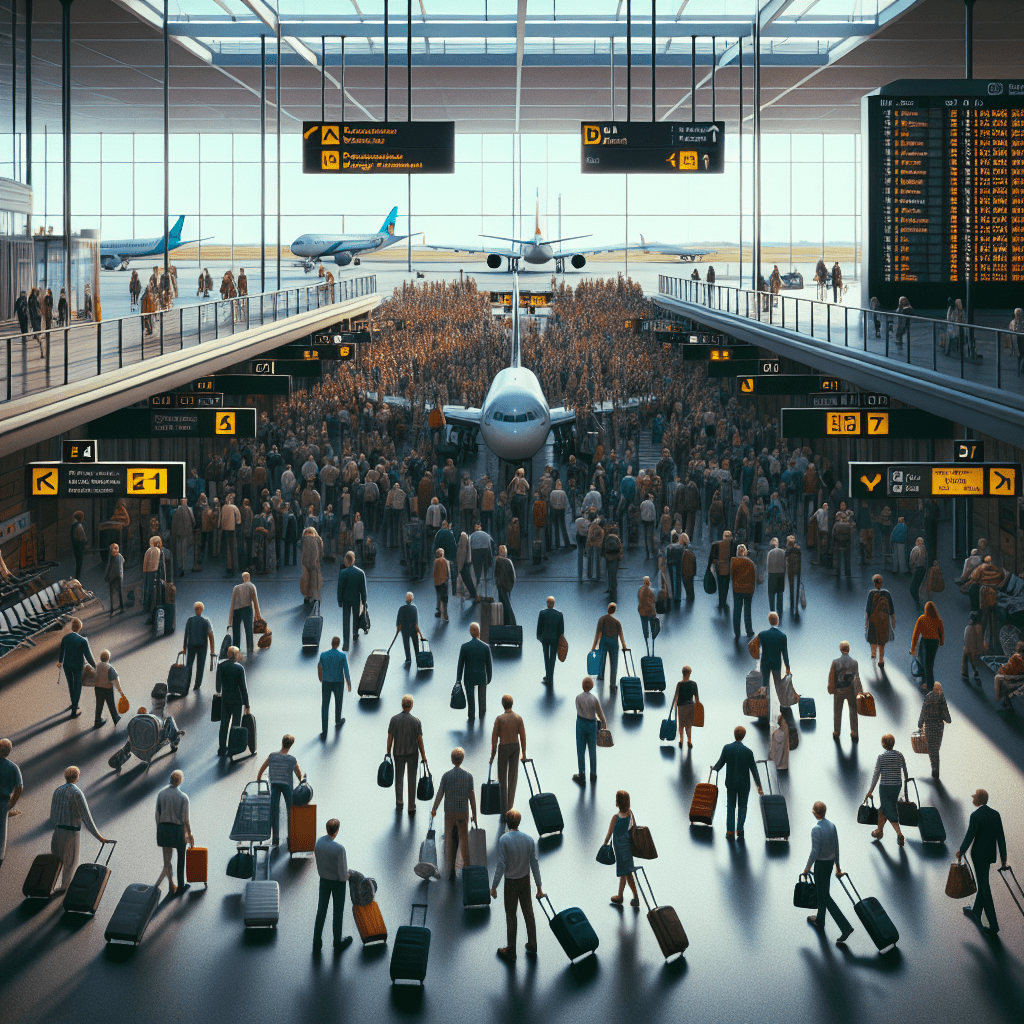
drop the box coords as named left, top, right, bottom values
left=514, top=0, right=527, bottom=132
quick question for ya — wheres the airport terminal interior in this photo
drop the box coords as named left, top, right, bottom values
left=2, top=1, right=1024, bottom=1021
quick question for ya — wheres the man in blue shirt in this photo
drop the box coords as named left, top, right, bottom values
left=712, top=725, right=763, bottom=839
left=890, top=516, right=909, bottom=574
left=490, top=808, right=545, bottom=963
left=57, top=618, right=96, bottom=718
left=318, top=635, right=351, bottom=739
left=804, top=800, right=854, bottom=945
left=336, top=550, right=368, bottom=651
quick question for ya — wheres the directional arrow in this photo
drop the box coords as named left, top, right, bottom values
left=708, top=125, right=720, bottom=139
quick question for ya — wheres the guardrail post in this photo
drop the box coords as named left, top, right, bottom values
left=996, top=327, right=1001, bottom=388
left=96, top=323, right=102, bottom=375
left=118, top=319, right=123, bottom=367
left=6, top=338, right=11, bottom=401
left=180, top=306, right=184, bottom=349
left=826, top=303, right=830, bottom=344
left=63, top=328, right=69, bottom=384
left=159, top=311, right=164, bottom=356
left=215, top=303, right=219, bottom=340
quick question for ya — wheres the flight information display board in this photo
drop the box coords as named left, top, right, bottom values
left=302, top=121, right=455, bottom=174
left=90, top=409, right=257, bottom=439
left=849, top=462, right=1021, bottom=499
left=737, top=375, right=841, bottom=396
left=782, top=408, right=953, bottom=439
left=581, top=121, right=725, bottom=173
left=27, top=462, right=186, bottom=499
left=864, top=79, right=1024, bottom=306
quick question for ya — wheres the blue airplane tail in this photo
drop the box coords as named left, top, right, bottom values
left=379, top=206, right=398, bottom=236
left=168, top=215, right=185, bottom=244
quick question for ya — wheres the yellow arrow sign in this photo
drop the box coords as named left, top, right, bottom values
left=215, top=412, right=236, bottom=435
left=859, top=473, right=882, bottom=493
left=32, top=466, right=58, bottom=495
left=990, top=467, right=1016, bottom=494
left=129, top=468, right=168, bottom=495
left=739, top=377, right=754, bottom=394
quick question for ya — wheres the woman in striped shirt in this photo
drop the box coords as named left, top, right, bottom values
left=864, top=733, right=909, bottom=846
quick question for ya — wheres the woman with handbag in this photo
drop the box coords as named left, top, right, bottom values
left=910, top=601, right=944, bottom=692
left=602, top=790, right=640, bottom=907
left=671, top=666, right=700, bottom=750
left=88, top=650, right=126, bottom=730
left=864, top=734, right=909, bottom=846
left=865, top=574, right=896, bottom=667
left=917, top=681, right=952, bottom=780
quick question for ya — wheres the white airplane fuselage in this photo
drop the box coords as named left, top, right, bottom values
left=478, top=366, right=552, bottom=461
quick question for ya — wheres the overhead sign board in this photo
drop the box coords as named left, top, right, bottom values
left=90, top=408, right=257, bottom=439
left=581, top=121, right=725, bottom=174
left=736, top=376, right=842, bottom=396
left=849, top=462, right=1021, bottom=499
left=302, top=121, right=455, bottom=174
left=27, top=462, right=186, bottom=499
left=251, top=360, right=324, bottom=378
left=954, top=440, right=985, bottom=463
left=62, top=440, right=97, bottom=463
left=151, top=392, right=225, bottom=409
left=810, top=392, right=890, bottom=408
left=782, top=408, right=953, bottom=439
left=187, top=374, right=290, bottom=396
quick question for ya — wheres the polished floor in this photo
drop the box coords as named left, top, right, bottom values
left=2, top=454, right=1023, bottom=1024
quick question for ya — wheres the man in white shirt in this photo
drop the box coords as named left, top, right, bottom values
left=313, top=818, right=352, bottom=952
left=228, top=572, right=262, bottom=655
left=155, top=770, right=193, bottom=897
left=219, top=493, right=242, bottom=577
left=490, top=809, right=544, bottom=963
left=804, top=801, right=854, bottom=945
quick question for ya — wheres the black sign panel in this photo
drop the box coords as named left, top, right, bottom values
left=736, top=376, right=842, bottom=396
left=849, top=461, right=1021, bottom=499
left=62, top=440, right=97, bottom=463
left=28, top=462, right=186, bottom=499
left=151, top=392, right=225, bottom=408
left=302, top=121, right=455, bottom=174
left=90, top=408, right=257, bottom=439
left=954, top=440, right=985, bottom=463
left=251, top=360, right=324, bottom=378
left=186, top=374, right=289, bottom=396
left=782, top=408, right=953, bottom=439
left=809, top=392, right=890, bottom=408
left=581, top=121, right=725, bottom=173
left=708, top=359, right=761, bottom=378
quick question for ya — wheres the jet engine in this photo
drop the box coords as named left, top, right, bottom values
left=334, top=252, right=353, bottom=267
left=486, top=254, right=502, bottom=269
left=100, top=255, right=121, bottom=271
left=570, top=254, right=586, bottom=269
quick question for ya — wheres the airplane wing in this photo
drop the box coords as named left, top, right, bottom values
left=550, top=241, right=715, bottom=259
left=442, top=405, right=482, bottom=429
left=549, top=406, right=577, bottom=426
left=422, top=243, right=517, bottom=258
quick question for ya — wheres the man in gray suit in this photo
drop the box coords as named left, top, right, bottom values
left=313, top=817, right=352, bottom=952
left=828, top=640, right=861, bottom=743
left=457, top=622, right=493, bottom=720
left=57, top=618, right=96, bottom=718
left=712, top=725, right=763, bottom=840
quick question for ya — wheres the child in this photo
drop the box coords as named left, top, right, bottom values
left=149, top=681, right=185, bottom=748
left=961, top=610, right=986, bottom=683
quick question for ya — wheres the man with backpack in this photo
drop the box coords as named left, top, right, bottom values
left=828, top=641, right=861, bottom=742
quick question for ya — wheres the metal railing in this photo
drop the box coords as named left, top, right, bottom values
left=2, top=274, right=377, bottom=404
left=659, top=275, right=1024, bottom=397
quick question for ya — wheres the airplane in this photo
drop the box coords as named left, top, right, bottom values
left=290, top=206, right=411, bottom=272
left=424, top=193, right=715, bottom=272
left=100, top=216, right=210, bottom=270
left=442, top=271, right=575, bottom=462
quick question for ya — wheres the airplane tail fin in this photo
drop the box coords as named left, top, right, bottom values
left=169, top=216, right=185, bottom=244
left=640, top=233, right=646, bottom=246
left=380, top=206, right=399, bottom=236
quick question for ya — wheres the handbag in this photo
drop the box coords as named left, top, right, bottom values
left=747, top=635, right=760, bottom=660
left=799, top=582, right=806, bottom=609
left=596, top=727, right=614, bottom=747
left=348, top=869, right=379, bottom=907
left=226, top=849, right=255, bottom=879
left=693, top=700, right=705, bottom=728
left=480, top=764, right=502, bottom=815
left=292, top=774, right=313, bottom=807
left=377, top=755, right=395, bottom=788
left=82, top=664, right=96, bottom=687
left=651, top=616, right=661, bottom=640
left=416, top=763, right=434, bottom=802
left=257, top=631, right=273, bottom=649
left=557, top=635, right=568, bottom=663
left=587, top=648, right=604, bottom=676
left=896, top=784, right=919, bottom=827
left=211, top=692, right=223, bottom=722
left=703, top=567, right=716, bottom=595
left=911, top=729, right=929, bottom=754
left=450, top=681, right=467, bottom=710
left=659, top=708, right=676, bottom=742
left=743, top=696, right=768, bottom=718
left=928, top=563, right=945, bottom=593
left=945, top=860, right=978, bottom=899
left=856, top=797, right=879, bottom=826
left=253, top=616, right=269, bottom=634
left=117, top=694, right=130, bottom=715
left=655, top=592, right=669, bottom=615
left=910, top=655, right=924, bottom=680
left=629, top=815, right=658, bottom=860
left=596, top=844, right=616, bottom=866
left=856, top=691, right=876, bottom=717
left=414, top=818, right=441, bottom=880
left=793, top=873, right=818, bottom=909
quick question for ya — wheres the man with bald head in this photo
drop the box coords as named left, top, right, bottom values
left=804, top=800, right=853, bottom=945
left=457, top=622, right=493, bottom=720
left=536, top=596, right=564, bottom=686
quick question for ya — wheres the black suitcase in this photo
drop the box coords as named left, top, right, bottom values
left=839, top=873, right=899, bottom=953
left=798, top=696, right=816, bottom=719
left=532, top=540, right=543, bottom=565
left=416, top=638, right=434, bottom=671
left=619, top=649, right=645, bottom=713
left=897, top=778, right=920, bottom=827
left=540, top=894, right=599, bottom=963
left=104, top=883, right=160, bottom=945
left=640, top=654, right=666, bottom=692
left=241, top=712, right=257, bottom=755
left=228, top=725, right=249, bottom=758
left=210, top=692, right=222, bottom=722
left=480, top=764, right=502, bottom=816
left=219, top=632, right=232, bottom=660
left=461, top=864, right=491, bottom=908
left=489, top=624, right=523, bottom=648
left=917, top=805, right=946, bottom=844
left=167, top=653, right=190, bottom=697
left=301, top=601, right=323, bottom=648
left=635, top=866, right=688, bottom=961
left=523, top=758, right=564, bottom=836
left=780, top=705, right=800, bottom=750
left=757, top=760, right=790, bottom=841
left=63, top=840, right=116, bottom=915
left=390, top=903, right=431, bottom=985
left=358, top=646, right=391, bottom=698
left=23, top=853, right=63, bottom=899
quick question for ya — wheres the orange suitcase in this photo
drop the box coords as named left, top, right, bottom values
left=289, top=804, right=317, bottom=855
left=186, top=846, right=209, bottom=887
left=354, top=900, right=388, bottom=945
left=688, top=769, right=719, bottom=827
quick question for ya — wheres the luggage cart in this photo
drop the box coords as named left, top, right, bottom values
left=229, top=780, right=273, bottom=881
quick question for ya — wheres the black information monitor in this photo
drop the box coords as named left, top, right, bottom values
left=864, top=79, right=1024, bottom=307
left=188, top=375, right=290, bottom=396
left=91, top=408, right=257, bottom=439
left=782, top=407, right=953, bottom=440
left=302, top=121, right=455, bottom=174
left=737, top=376, right=841, bottom=396
left=581, top=121, right=724, bottom=174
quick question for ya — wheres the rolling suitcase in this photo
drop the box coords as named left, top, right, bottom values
left=757, top=760, right=790, bottom=841
left=104, top=883, right=160, bottom=945
left=523, top=758, right=564, bottom=837
left=390, top=903, right=431, bottom=985
left=780, top=706, right=800, bottom=750
left=358, top=643, right=392, bottom=698
left=414, top=817, right=441, bottom=880
left=416, top=638, right=434, bottom=671
left=288, top=804, right=317, bottom=856
left=63, top=839, right=116, bottom=915
left=167, top=653, right=189, bottom=697
left=301, top=601, right=323, bottom=648
left=917, top=806, right=946, bottom=844
left=999, top=866, right=1024, bottom=918
left=798, top=696, right=816, bottom=720
left=353, top=900, right=388, bottom=944
left=619, top=649, right=644, bottom=713
left=478, top=596, right=502, bottom=644
left=462, top=865, right=491, bottom=908
left=23, top=853, right=63, bottom=899
left=467, top=826, right=487, bottom=867
left=241, top=712, right=257, bottom=755
left=587, top=648, right=604, bottom=676
left=540, top=894, right=599, bottom=963
left=480, top=764, right=502, bottom=816
left=838, top=873, right=899, bottom=953
left=219, top=632, right=232, bottom=660
left=641, top=653, right=666, bottom=692
left=689, top=769, right=719, bottom=827
left=186, top=846, right=209, bottom=887
left=636, top=866, right=688, bottom=961
left=489, top=624, right=523, bottom=648
left=243, top=849, right=279, bottom=929
left=228, top=725, right=249, bottom=759
left=532, top=540, right=543, bottom=565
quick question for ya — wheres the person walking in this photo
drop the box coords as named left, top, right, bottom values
left=712, top=726, right=764, bottom=840
left=536, top=596, right=565, bottom=687
left=228, top=572, right=262, bottom=656
left=155, top=770, right=193, bottom=898
left=864, top=734, right=909, bottom=846
left=0, top=738, right=24, bottom=871
left=336, top=551, right=368, bottom=651
left=769, top=713, right=791, bottom=770
left=591, top=602, right=627, bottom=689
left=602, top=790, right=641, bottom=906
left=637, top=576, right=658, bottom=650
left=670, top=666, right=700, bottom=750
left=58, top=618, right=96, bottom=719
left=313, top=818, right=353, bottom=952
left=828, top=641, right=861, bottom=742
left=88, top=650, right=125, bottom=729
left=909, top=536, right=928, bottom=609
left=756, top=612, right=798, bottom=704
left=911, top=600, right=944, bottom=692
left=573, top=676, right=607, bottom=784
left=170, top=498, right=194, bottom=576
left=50, top=766, right=109, bottom=890
left=182, top=601, right=215, bottom=692
left=708, top=530, right=735, bottom=611
left=786, top=535, right=802, bottom=615
left=962, top=610, right=986, bottom=684
left=142, top=536, right=164, bottom=622
left=104, top=542, right=124, bottom=617
left=890, top=517, right=909, bottom=574
left=865, top=574, right=896, bottom=667
left=394, top=592, right=423, bottom=668
left=433, top=547, right=450, bottom=622
left=494, top=545, right=517, bottom=625
left=216, top=647, right=250, bottom=756
left=602, top=524, right=623, bottom=603
left=300, top=526, right=324, bottom=604
left=387, top=695, right=428, bottom=814
left=490, top=695, right=527, bottom=818
left=680, top=532, right=697, bottom=602
left=429, top=747, right=478, bottom=879
left=317, top=635, right=351, bottom=738
left=731, top=543, right=756, bottom=639
left=457, top=623, right=493, bottom=720
left=804, top=801, right=854, bottom=945
left=918, top=681, right=952, bottom=779
left=957, top=789, right=1008, bottom=936
left=256, top=734, right=302, bottom=848
left=70, top=510, right=87, bottom=579
left=766, top=537, right=786, bottom=614
left=220, top=493, right=242, bottom=577
left=491, top=808, right=544, bottom=963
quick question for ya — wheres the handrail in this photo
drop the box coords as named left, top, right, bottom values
left=1, top=274, right=377, bottom=404
left=658, top=275, right=1024, bottom=396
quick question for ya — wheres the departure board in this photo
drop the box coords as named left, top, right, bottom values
left=864, top=79, right=1024, bottom=307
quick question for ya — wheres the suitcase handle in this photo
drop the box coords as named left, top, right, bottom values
left=756, top=759, right=776, bottom=796
left=176, top=651, right=185, bottom=665
left=242, top=780, right=271, bottom=799
left=410, top=902, right=428, bottom=927
left=706, top=768, right=719, bottom=785
left=904, top=777, right=920, bottom=806
left=521, top=757, right=541, bottom=797
left=836, top=871, right=861, bottom=906
left=622, top=647, right=636, bottom=678
left=538, top=892, right=557, bottom=922
left=997, top=866, right=1024, bottom=916
left=634, top=864, right=657, bottom=911
left=93, top=838, right=116, bottom=866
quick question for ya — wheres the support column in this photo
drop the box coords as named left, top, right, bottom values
left=321, top=36, right=326, bottom=122
left=11, top=0, right=16, bottom=183
left=407, top=0, right=412, bottom=273
left=384, top=0, right=389, bottom=122
left=276, top=30, right=281, bottom=289
left=626, top=0, right=631, bottom=122
left=650, top=0, right=655, bottom=121
left=163, top=0, right=169, bottom=276
left=26, top=0, right=32, bottom=228
left=752, top=10, right=761, bottom=291
left=738, top=35, right=742, bottom=288
left=260, top=33, right=265, bottom=292
left=60, top=0, right=73, bottom=307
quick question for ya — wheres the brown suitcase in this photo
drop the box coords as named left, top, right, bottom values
left=353, top=900, right=388, bottom=944
left=856, top=692, right=876, bottom=717
left=289, top=804, right=317, bottom=855
left=636, top=866, right=688, bottom=961
left=689, top=769, right=719, bottom=826
left=186, top=846, right=209, bottom=886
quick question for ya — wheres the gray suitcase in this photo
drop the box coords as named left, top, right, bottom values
left=243, top=848, right=279, bottom=929
left=104, top=883, right=161, bottom=945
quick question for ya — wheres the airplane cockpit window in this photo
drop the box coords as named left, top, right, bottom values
left=526, top=411, right=537, bottom=421
left=491, top=412, right=504, bottom=422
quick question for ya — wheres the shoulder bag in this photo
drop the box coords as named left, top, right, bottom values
left=629, top=813, right=658, bottom=860
left=596, top=844, right=616, bottom=866
left=450, top=680, right=467, bottom=711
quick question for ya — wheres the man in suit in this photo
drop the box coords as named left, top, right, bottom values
left=757, top=611, right=793, bottom=699
left=57, top=618, right=96, bottom=718
left=712, top=725, right=764, bottom=839
left=457, top=622, right=493, bottom=720
left=803, top=800, right=854, bottom=945
left=707, top=530, right=736, bottom=610
left=957, top=788, right=1008, bottom=935
left=313, top=817, right=352, bottom=952
left=216, top=647, right=251, bottom=756
left=394, top=592, right=423, bottom=667
left=536, top=596, right=565, bottom=686
left=336, top=550, right=368, bottom=651
left=828, top=640, right=861, bottom=742
left=181, top=601, right=215, bottom=692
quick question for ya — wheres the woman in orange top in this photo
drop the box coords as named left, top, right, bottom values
left=910, top=600, right=944, bottom=693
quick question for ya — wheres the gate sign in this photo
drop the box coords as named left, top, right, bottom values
left=849, top=462, right=1022, bottom=499
left=27, top=462, right=186, bottom=499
